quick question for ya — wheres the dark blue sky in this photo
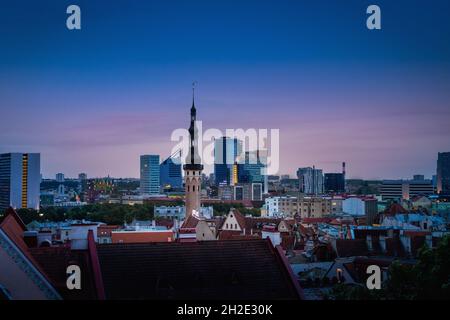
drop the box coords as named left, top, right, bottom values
left=1, top=0, right=449, bottom=179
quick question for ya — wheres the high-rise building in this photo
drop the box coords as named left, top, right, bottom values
left=236, top=151, right=267, bottom=192
left=183, top=88, right=203, bottom=217
left=324, top=173, right=345, bottom=193
left=140, top=155, right=160, bottom=195
left=55, top=173, right=65, bottom=183
left=214, top=137, right=242, bottom=185
left=297, top=166, right=324, bottom=195
left=252, top=183, right=263, bottom=201
left=0, top=153, right=40, bottom=210
left=160, top=156, right=182, bottom=190
left=437, top=152, right=450, bottom=195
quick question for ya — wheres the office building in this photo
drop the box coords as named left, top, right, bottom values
left=297, top=166, right=324, bottom=195
left=380, top=177, right=434, bottom=200
left=214, top=137, right=243, bottom=185
left=55, top=173, right=65, bottom=183
left=437, top=152, right=450, bottom=195
left=252, top=183, right=263, bottom=201
left=324, top=173, right=345, bottom=193
left=0, top=153, right=40, bottom=210
left=236, top=150, right=268, bottom=192
left=160, top=156, right=182, bottom=190
left=140, top=155, right=160, bottom=195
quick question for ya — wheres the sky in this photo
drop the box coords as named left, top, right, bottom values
left=0, top=0, right=449, bottom=179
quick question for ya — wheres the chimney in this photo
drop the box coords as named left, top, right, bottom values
left=342, top=162, right=346, bottom=176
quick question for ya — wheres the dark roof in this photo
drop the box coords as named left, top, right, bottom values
left=181, top=215, right=200, bottom=229
left=96, top=239, right=302, bottom=300
left=384, top=203, right=408, bottom=215
left=29, top=247, right=97, bottom=300
left=218, top=230, right=259, bottom=240
left=334, top=239, right=368, bottom=257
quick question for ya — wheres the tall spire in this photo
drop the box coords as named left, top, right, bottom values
left=191, top=81, right=197, bottom=110
left=184, top=82, right=202, bottom=170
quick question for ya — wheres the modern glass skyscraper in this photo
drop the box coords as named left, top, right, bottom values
left=297, top=166, right=324, bottom=195
left=237, top=151, right=267, bottom=192
left=140, top=155, right=160, bottom=195
left=0, top=153, right=40, bottom=210
left=324, top=173, right=345, bottom=193
left=437, top=152, right=450, bottom=195
left=160, top=156, right=182, bottom=190
left=214, top=137, right=243, bottom=185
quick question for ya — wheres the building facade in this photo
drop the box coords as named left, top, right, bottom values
left=264, top=196, right=298, bottom=217
left=380, top=177, right=434, bottom=200
left=0, top=153, right=40, bottom=210
left=236, top=151, right=268, bottom=192
left=214, top=137, right=242, bottom=185
left=297, top=166, right=324, bottom=195
left=437, top=152, right=450, bottom=195
left=140, top=155, right=160, bottom=195
left=324, top=173, right=345, bottom=193
left=160, top=156, right=182, bottom=191
left=55, top=173, right=64, bottom=183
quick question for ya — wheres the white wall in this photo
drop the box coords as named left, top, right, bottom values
left=69, top=224, right=99, bottom=249
left=262, top=231, right=281, bottom=246
left=343, top=198, right=365, bottom=216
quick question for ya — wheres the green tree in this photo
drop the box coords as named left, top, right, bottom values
left=330, top=235, right=450, bottom=300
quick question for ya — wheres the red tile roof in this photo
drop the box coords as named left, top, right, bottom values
left=181, top=215, right=200, bottom=228
left=301, top=217, right=331, bottom=224
left=384, top=203, right=408, bottom=215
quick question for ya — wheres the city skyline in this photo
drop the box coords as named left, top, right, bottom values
left=1, top=0, right=450, bottom=179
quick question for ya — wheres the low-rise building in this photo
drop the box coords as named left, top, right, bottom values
left=111, top=226, right=174, bottom=243
left=342, top=196, right=378, bottom=224
left=264, top=196, right=298, bottom=217
left=97, top=225, right=121, bottom=244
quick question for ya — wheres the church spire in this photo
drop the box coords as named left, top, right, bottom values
left=184, top=82, right=203, bottom=218
left=191, top=81, right=197, bottom=119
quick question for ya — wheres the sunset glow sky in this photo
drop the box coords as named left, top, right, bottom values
left=1, top=0, right=450, bottom=179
